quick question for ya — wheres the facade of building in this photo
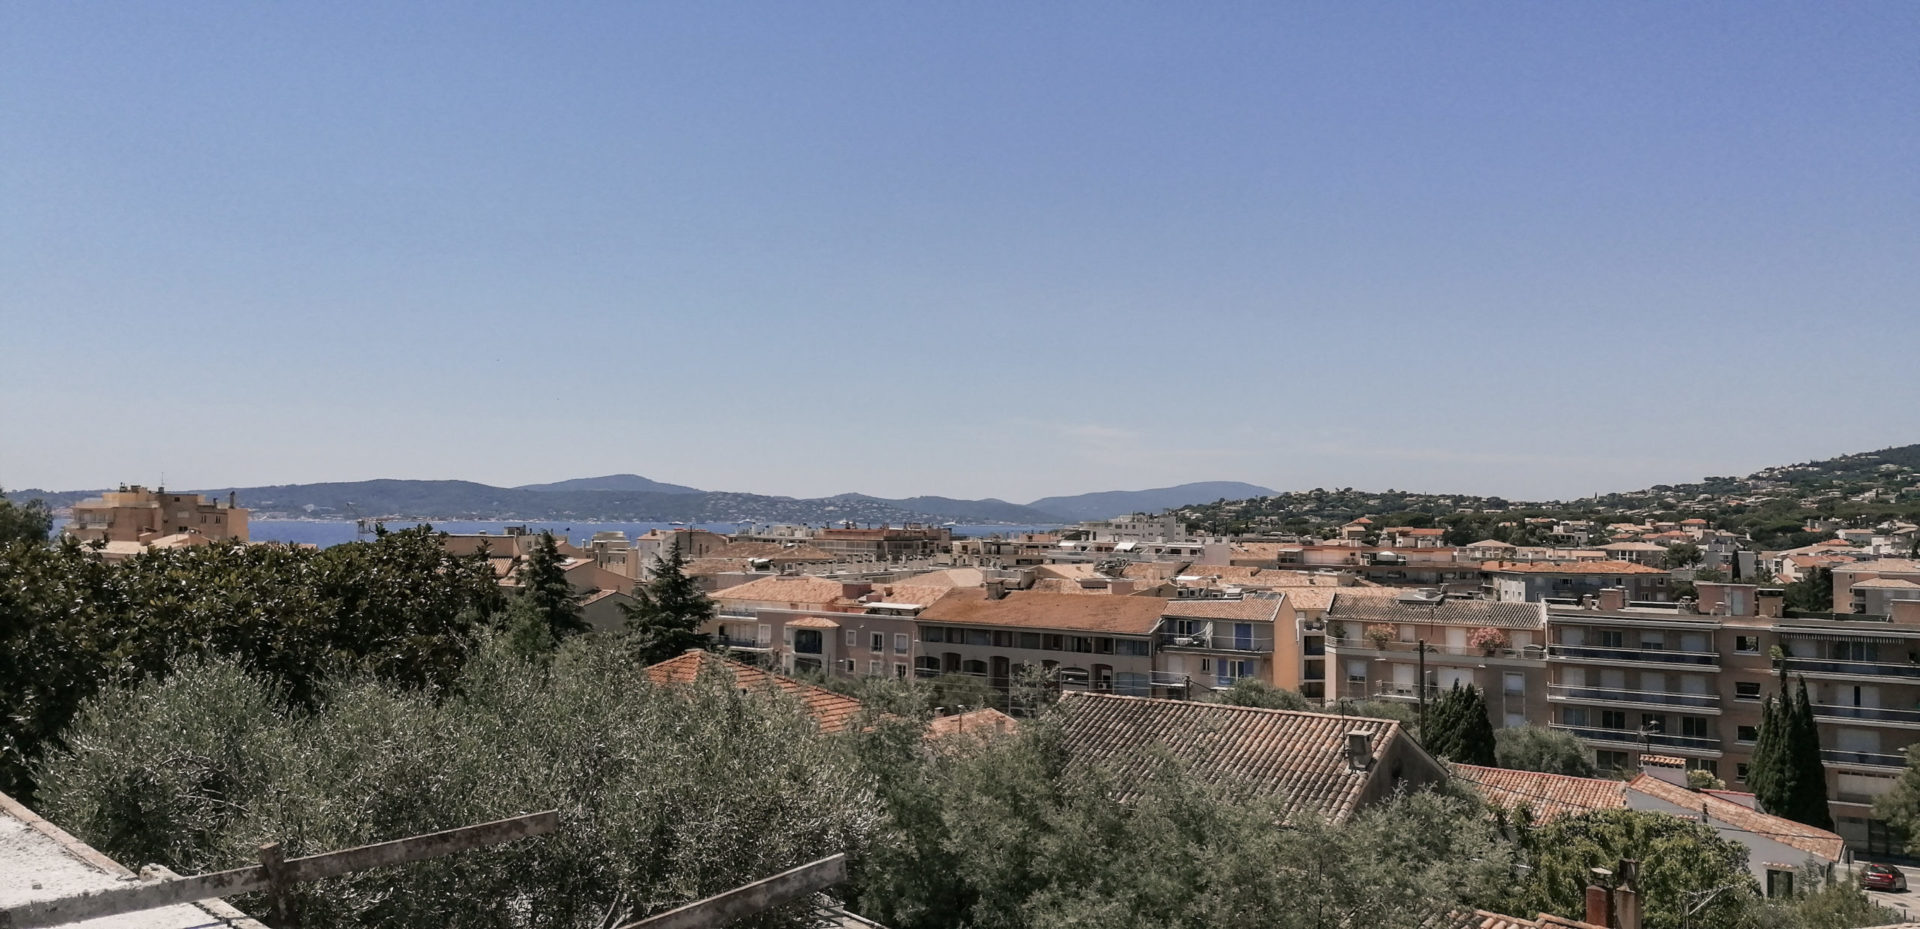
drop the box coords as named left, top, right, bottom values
left=913, top=589, right=1165, bottom=695
left=64, top=485, right=249, bottom=544
left=1324, top=592, right=1549, bottom=729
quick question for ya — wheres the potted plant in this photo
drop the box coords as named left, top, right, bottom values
left=1469, top=626, right=1509, bottom=656
left=1364, top=624, right=1396, bottom=650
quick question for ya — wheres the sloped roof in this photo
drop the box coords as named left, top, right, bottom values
left=1160, top=597, right=1285, bottom=622
left=898, top=567, right=989, bottom=588
left=1286, top=585, right=1402, bottom=614
left=1464, top=539, right=1517, bottom=549
left=1853, top=578, right=1920, bottom=589
left=1452, top=765, right=1627, bottom=821
left=927, top=707, right=1017, bottom=740
left=918, top=590, right=1169, bottom=635
left=645, top=651, right=866, bottom=733
left=1328, top=595, right=1546, bottom=630
left=1051, top=693, right=1420, bottom=822
left=1626, top=774, right=1846, bottom=862
left=713, top=574, right=857, bottom=607
left=1481, top=560, right=1669, bottom=576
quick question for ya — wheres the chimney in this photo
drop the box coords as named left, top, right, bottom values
left=986, top=580, right=1007, bottom=601
left=1344, top=730, right=1374, bottom=771
left=1597, top=587, right=1628, bottom=612
left=1613, top=859, right=1642, bottom=929
left=1585, top=868, right=1614, bottom=927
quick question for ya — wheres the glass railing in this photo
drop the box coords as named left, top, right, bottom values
left=713, top=635, right=769, bottom=650
left=1155, top=631, right=1273, bottom=653
left=1810, top=704, right=1920, bottom=724
left=1548, top=685, right=1719, bottom=709
left=1548, top=645, right=1719, bottom=666
left=1551, top=724, right=1721, bottom=752
left=1782, top=658, right=1920, bottom=679
left=1821, top=748, right=1906, bottom=769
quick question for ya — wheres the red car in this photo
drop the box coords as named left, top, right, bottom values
left=1862, top=864, right=1908, bottom=892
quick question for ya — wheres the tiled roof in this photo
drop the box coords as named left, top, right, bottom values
left=1177, top=564, right=1270, bottom=583
left=1464, top=540, right=1517, bottom=549
left=1481, top=560, right=1669, bottom=576
left=898, top=567, right=989, bottom=588
left=926, top=708, right=1017, bottom=740
left=1160, top=597, right=1284, bottom=622
left=1286, top=586, right=1402, bottom=614
left=1327, top=595, right=1546, bottom=630
left=714, top=574, right=857, bottom=607
left=1626, top=774, right=1846, bottom=861
left=918, top=590, right=1169, bottom=635
left=1452, top=765, right=1626, bottom=821
left=1122, top=561, right=1188, bottom=581
left=865, top=584, right=956, bottom=609
left=1052, top=693, right=1418, bottom=822
left=1853, top=578, right=1920, bottom=589
left=1441, top=912, right=1607, bottom=929
left=786, top=616, right=842, bottom=629
left=645, top=651, right=866, bottom=733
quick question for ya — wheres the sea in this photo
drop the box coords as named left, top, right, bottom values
left=180, top=519, right=1062, bottom=549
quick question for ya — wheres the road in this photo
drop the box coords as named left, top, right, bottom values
left=1864, top=863, right=1920, bottom=922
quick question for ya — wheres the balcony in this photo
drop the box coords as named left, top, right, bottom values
left=1810, top=704, right=1920, bottom=726
left=1551, top=723, right=1721, bottom=753
left=1821, top=748, right=1907, bottom=770
left=1548, top=684, right=1720, bottom=711
left=1332, top=639, right=1546, bottom=661
left=1547, top=644, right=1719, bottom=667
left=713, top=635, right=771, bottom=651
left=1780, top=658, right=1920, bottom=680
left=1155, top=630, right=1273, bottom=653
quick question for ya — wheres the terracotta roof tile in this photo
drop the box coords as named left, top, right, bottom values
left=645, top=651, right=866, bottom=733
left=1327, top=595, right=1546, bottom=630
left=1452, top=765, right=1627, bottom=821
left=1052, top=693, right=1432, bottom=822
left=714, top=574, right=858, bottom=608
left=1626, top=774, right=1846, bottom=862
left=926, top=708, right=1017, bottom=740
left=918, top=590, right=1169, bottom=635
left=1160, top=597, right=1285, bottom=622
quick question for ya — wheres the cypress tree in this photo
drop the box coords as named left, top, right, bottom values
left=1423, top=682, right=1496, bottom=766
left=1747, top=692, right=1782, bottom=803
left=1781, top=677, right=1835, bottom=829
left=620, top=540, right=716, bottom=665
left=518, top=531, right=587, bottom=643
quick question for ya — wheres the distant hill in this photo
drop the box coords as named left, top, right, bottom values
left=515, top=474, right=703, bottom=494
left=1027, top=482, right=1278, bottom=523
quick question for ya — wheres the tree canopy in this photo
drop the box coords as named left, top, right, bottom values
left=0, top=487, right=53, bottom=545
left=620, top=540, right=715, bottom=664
left=1424, top=682, right=1496, bottom=766
left=1493, top=725, right=1596, bottom=777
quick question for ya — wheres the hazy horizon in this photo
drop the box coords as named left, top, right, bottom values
left=6, top=4, right=1916, bottom=501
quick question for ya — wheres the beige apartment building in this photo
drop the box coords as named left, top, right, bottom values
left=65, top=485, right=248, bottom=544
left=1324, top=592, right=1549, bottom=729
left=914, top=589, right=1165, bottom=695
left=1152, top=595, right=1285, bottom=694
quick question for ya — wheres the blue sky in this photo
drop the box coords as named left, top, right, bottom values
left=3, top=3, right=1916, bottom=502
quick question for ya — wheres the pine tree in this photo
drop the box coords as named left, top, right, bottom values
left=517, top=531, right=587, bottom=644
left=621, top=540, right=715, bottom=665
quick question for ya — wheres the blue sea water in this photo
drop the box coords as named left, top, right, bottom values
left=243, top=519, right=1060, bottom=549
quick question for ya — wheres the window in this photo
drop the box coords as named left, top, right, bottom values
left=1598, top=630, right=1624, bottom=649
left=1095, top=637, right=1114, bottom=654
left=1069, top=636, right=1095, bottom=653
left=1601, top=710, right=1627, bottom=730
left=757, top=624, right=772, bottom=646
left=1766, top=868, right=1794, bottom=899
left=1641, top=713, right=1666, bottom=733
left=895, top=633, right=910, bottom=653
left=1043, top=634, right=1064, bottom=651
left=846, top=628, right=858, bottom=647
left=1562, top=707, right=1590, bottom=727
left=1596, top=750, right=1630, bottom=772
left=1737, top=763, right=1750, bottom=782
left=1346, top=660, right=1367, bottom=684
left=1115, top=639, right=1149, bottom=657
left=1737, top=725, right=1759, bottom=743
left=1503, top=672, right=1525, bottom=697
left=894, top=662, right=908, bottom=679
left=1018, top=632, right=1042, bottom=650
left=1735, top=682, right=1762, bottom=701
left=869, top=660, right=883, bottom=677
left=991, top=631, right=1014, bottom=648
left=872, top=633, right=886, bottom=652
left=1735, top=635, right=1760, bottom=653
left=923, top=627, right=945, bottom=643
left=1680, top=717, right=1709, bottom=739
left=965, top=630, right=991, bottom=647
left=794, top=629, right=823, bottom=654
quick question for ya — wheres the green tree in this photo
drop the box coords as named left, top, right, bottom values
left=1694, top=567, right=1730, bottom=584
left=1666, top=542, right=1702, bottom=569
left=620, top=540, right=715, bottom=665
left=1493, top=725, right=1596, bottom=777
left=1425, top=683, right=1496, bottom=766
left=515, top=530, right=586, bottom=643
left=0, top=487, right=53, bottom=545
left=1212, top=678, right=1310, bottom=711
left=1785, top=568, right=1835, bottom=613
left=1751, top=674, right=1834, bottom=831
left=1502, top=809, right=1758, bottom=929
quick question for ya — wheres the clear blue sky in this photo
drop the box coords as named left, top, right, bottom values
left=4, top=3, right=1916, bottom=502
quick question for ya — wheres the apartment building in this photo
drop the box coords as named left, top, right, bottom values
left=913, top=589, right=1164, bottom=695
left=811, top=525, right=952, bottom=561
left=1482, top=560, right=1670, bottom=603
left=1152, top=595, right=1285, bottom=692
left=1831, top=558, right=1920, bottom=614
left=1323, top=592, right=1548, bottom=729
left=64, top=485, right=248, bottom=544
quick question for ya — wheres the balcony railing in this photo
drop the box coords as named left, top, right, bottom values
left=1548, top=684, right=1720, bottom=710
left=1547, top=644, right=1719, bottom=667
left=1155, top=631, right=1273, bottom=653
left=713, top=635, right=770, bottom=651
left=1821, top=748, right=1907, bottom=769
left=1810, top=703, right=1920, bottom=725
left=1332, top=639, right=1546, bottom=660
left=1551, top=723, right=1721, bottom=752
left=1781, top=658, right=1920, bottom=680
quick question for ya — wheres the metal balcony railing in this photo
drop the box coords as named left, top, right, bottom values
left=1810, top=704, right=1920, bottom=724
left=1155, top=631, right=1273, bottom=653
left=1548, top=684, right=1719, bottom=710
left=1551, top=723, right=1721, bottom=752
left=713, top=635, right=770, bottom=651
left=1547, top=644, right=1719, bottom=667
left=1821, top=748, right=1907, bottom=769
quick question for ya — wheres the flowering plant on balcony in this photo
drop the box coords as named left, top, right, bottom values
left=1363, top=624, right=1396, bottom=650
left=1469, top=626, right=1509, bottom=654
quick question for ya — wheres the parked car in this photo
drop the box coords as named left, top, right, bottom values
left=1862, top=863, right=1907, bottom=892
